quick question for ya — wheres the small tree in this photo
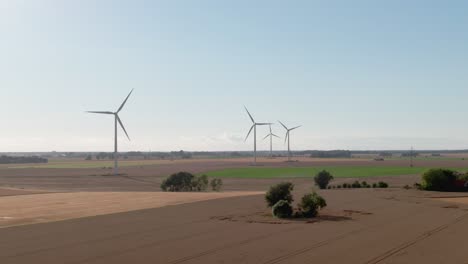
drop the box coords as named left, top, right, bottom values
left=193, top=175, right=209, bottom=191
left=85, top=155, right=92, bottom=161
left=210, top=178, right=223, bottom=191
left=272, top=200, right=293, bottom=218
left=298, top=192, right=327, bottom=218
left=314, top=170, right=334, bottom=189
left=265, top=182, right=294, bottom=207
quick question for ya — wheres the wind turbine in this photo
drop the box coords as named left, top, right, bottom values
left=278, top=121, right=301, bottom=162
left=87, top=89, right=134, bottom=176
left=263, top=124, right=280, bottom=158
left=244, top=106, right=271, bottom=165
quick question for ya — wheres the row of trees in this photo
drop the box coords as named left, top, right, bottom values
left=0, top=155, right=48, bottom=164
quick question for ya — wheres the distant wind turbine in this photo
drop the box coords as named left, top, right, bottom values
left=244, top=106, right=271, bottom=165
left=87, top=89, right=134, bottom=176
left=278, top=121, right=301, bottom=162
left=263, top=124, right=280, bottom=158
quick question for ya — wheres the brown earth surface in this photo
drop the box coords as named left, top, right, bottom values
left=1, top=158, right=468, bottom=263
left=0, top=191, right=262, bottom=228
left=1, top=188, right=468, bottom=264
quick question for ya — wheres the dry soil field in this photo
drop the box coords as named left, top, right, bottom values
left=0, top=157, right=468, bottom=263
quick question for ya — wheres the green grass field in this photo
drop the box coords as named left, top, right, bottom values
left=203, top=166, right=463, bottom=179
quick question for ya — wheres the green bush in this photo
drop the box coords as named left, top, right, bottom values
left=372, top=183, right=377, bottom=188
left=272, top=200, right=293, bottom=218
left=161, top=172, right=195, bottom=191
left=337, top=185, right=342, bottom=189
left=421, top=169, right=457, bottom=191
left=378, top=181, right=389, bottom=188
left=298, top=192, right=327, bottom=218
left=314, top=170, right=334, bottom=189
left=265, top=182, right=294, bottom=207
left=342, top=183, right=348, bottom=188
left=210, top=178, right=223, bottom=191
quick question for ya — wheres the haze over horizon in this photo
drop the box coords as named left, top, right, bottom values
left=1, top=1, right=468, bottom=152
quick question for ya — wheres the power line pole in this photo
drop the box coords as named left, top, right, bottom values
left=410, top=146, right=414, bottom=167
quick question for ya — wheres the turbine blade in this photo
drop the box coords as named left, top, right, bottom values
left=289, top=125, right=302, bottom=131
left=256, top=123, right=272, bottom=126
left=86, top=111, right=114, bottom=115
left=117, top=89, right=134, bottom=113
left=244, top=106, right=255, bottom=123
left=263, top=134, right=270, bottom=140
left=272, top=133, right=280, bottom=138
left=284, top=132, right=289, bottom=144
left=278, top=120, right=288, bottom=130
left=244, top=125, right=254, bottom=142
left=269, top=125, right=272, bottom=134
left=116, top=115, right=131, bottom=141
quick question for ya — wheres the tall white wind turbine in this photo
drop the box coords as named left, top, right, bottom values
left=278, top=121, right=301, bottom=162
left=244, top=106, right=271, bottom=165
left=263, top=124, right=280, bottom=158
left=87, top=89, right=134, bottom=176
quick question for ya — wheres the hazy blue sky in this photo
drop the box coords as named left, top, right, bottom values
left=1, top=0, right=468, bottom=152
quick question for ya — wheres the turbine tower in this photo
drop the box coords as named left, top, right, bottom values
left=87, top=89, right=134, bottom=176
left=263, top=124, right=280, bottom=158
left=244, top=106, right=271, bottom=165
left=278, top=121, right=301, bottom=162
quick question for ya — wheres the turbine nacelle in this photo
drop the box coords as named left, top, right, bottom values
left=244, top=106, right=272, bottom=142
left=278, top=120, right=301, bottom=144
left=86, top=89, right=134, bottom=141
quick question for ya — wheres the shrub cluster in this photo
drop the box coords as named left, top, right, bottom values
left=329, top=181, right=389, bottom=189
left=421, top=169, right=468, bottom=192
left=265, top=182, right=327, bottom=219
left=314, top=170, right=334, bottom=189
left=160, top=172, right=222, bottom=192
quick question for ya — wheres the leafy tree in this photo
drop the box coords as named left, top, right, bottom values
left=265, top=182, right=294, bottom=207
left=210, top=178, right=223, bottom=191
left=421, top=169, right=457, bottom=191
left=161, top=172, right=195, bottom=192
left=297, top=192, right=327, bottom=218
left=314, top=170, right=334, bottom=189
left=193, top=175, right=209, bottom=191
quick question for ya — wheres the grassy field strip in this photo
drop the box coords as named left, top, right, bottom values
left=203, top=167, right=468, bottom=179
